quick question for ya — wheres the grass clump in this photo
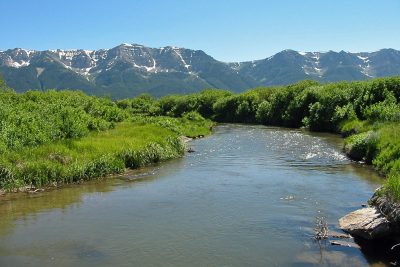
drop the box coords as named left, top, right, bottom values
left=344, top=131, right=379, bottom=164
left=385, top=174, right=400, bottom=202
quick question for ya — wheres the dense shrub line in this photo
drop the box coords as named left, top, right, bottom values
left=0, top=86, right=125, bottom=153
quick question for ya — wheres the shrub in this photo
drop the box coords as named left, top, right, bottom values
left=344, top=131, right=379, bottom=163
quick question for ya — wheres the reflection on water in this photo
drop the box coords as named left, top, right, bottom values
left=0, top=124, right=388, bottom=266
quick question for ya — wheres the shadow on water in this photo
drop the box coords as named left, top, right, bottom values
left=293, top=233, right=400, bottom=266
left=355, top=237, right=400, bottom=266
left=0, top=162, right=177, bottom=237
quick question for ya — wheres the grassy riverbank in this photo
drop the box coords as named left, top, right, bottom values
left=0, top=118, right=212, bottom=191
left=0, top=80, right=213, bottom=191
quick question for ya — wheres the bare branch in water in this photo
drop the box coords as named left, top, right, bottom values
left=314, top=216, right=328, bottom=240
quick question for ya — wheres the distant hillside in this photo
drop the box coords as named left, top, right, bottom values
left=1, top=44, right=400, bottom=98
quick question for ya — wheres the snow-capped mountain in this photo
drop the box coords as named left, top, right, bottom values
left=1, top=44, right=400, bottom=98
left=0, top=43, right=258, bottom=98
left=230, top=49, right=400, bottom=85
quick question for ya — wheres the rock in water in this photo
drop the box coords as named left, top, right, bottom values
left=339, top=207, right=391, bottom=239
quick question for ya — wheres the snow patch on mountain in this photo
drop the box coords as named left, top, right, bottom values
left=10, top=61, right=30, bottom=68
left=357, top=55, right=370, bottom=62
left=174, top=48, right=191, bottom=71
left=36, top=67, right=45, bottom=77
left=143, top=58, right=157, bottom=72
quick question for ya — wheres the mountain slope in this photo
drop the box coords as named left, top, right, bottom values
left=1, top=44, right=400, bottom=98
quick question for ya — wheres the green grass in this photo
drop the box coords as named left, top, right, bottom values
left=342, top=122, right=400, bottom=200
left=131, top=112, right=213, bottom=138
left=373, top=123, right=400, bottom=199
left=340, top=119, right=370, bottom=137
left=0, top=117, right=213, bottom=191
left=385, top=174, right=400, bottom=202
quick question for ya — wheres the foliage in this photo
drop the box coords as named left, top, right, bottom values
left=0, top=88, right=125, bottom=151
left=0, top=77, right=212, bottom=190
left=344, top=131, right=379, bottom=164
left=0, top=123, right=184, bottom=189
left=0, top=117, right=212, bottom=190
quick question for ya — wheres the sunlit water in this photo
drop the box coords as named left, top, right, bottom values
left=0, top=124, right=387, bottom=266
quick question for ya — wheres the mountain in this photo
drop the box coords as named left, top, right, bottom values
left=230, top=48, right=400, bottom=85
left=1, top=44, right=400, bottom=98
left=0, top=44, right=257, bottom=98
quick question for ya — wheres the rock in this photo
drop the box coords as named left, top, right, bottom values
left=370, top=191, right=400, bottom=232
left=179, top=136, right=193, bottom=143
left=339, top=207, right=391, bottom=239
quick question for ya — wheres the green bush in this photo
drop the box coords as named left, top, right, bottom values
left=0, top=86, right=125, bottom=151
left=344, top=131, right=379, bottom=163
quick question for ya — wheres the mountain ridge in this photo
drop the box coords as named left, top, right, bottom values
left=1, top=44, right=400, bottom=98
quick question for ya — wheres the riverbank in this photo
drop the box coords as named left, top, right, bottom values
left=0, top=118, right=213, bottom=192
left=0, top=78, right=213, bottom=192
left=339, top=122, right=400, bottom=240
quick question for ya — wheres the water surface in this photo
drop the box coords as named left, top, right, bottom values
left=0, top=124, right=387, bottom=266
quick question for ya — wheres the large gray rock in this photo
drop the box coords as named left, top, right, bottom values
left=339, top=207, right=391, bottom=239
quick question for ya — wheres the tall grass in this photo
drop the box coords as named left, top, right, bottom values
left=386, top=174, right=400, bottom=202
left=0, top=118, right=212, bottom=191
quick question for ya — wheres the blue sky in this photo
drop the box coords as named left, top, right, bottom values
left=1, top=0, right=399, bottom=62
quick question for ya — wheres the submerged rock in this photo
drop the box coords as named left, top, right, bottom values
left=339, top=207, right=391, bottom=239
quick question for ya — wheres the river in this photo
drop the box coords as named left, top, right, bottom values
left=0, top=124, right=387, bottom=266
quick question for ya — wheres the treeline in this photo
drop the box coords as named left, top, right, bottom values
left=117, top=77, right=400, bottom=200
left=117, top=78, right=400, bottom=130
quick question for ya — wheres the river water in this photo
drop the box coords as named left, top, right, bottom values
left=0, top=124, right=388, bottom=266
